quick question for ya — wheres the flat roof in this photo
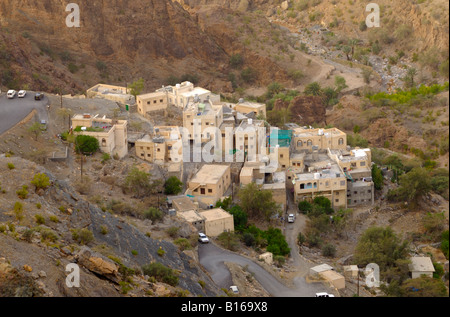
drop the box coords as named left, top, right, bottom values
left=178, top=210, right=205, bottom=223
left=236, top=101, right=266, bottom=109
left=172, top=197, right=197, bottom=212
left=293, top=127, right=345, bottom=138
left=190, top=164, right=230, bottom=184
left=409, top=257, right=435, bottom=272
left=200, top=208, right=233, bottom=221
left=138, top=91, right=166, bottom=99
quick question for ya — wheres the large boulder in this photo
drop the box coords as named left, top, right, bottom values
left=75, top=246, right=120, bottom=283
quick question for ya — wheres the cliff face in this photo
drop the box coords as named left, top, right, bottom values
left=0, top=0, right=229, bottom=92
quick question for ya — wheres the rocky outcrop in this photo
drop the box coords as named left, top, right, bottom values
left=75, top=247, right=120, bottom=283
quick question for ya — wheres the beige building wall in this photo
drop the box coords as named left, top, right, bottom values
left=72, top=115, right=128, bottom=159
left=200, top=208, right=234, bottom=237
left=136, top=91, right=168, bottom=115
left=292, top=127, right=347, bottom=152
left=183, top=102, right=224, bottom=142
left=235, top=101, right=267, bottom=118
left=187, top=165, right=231, bottom=205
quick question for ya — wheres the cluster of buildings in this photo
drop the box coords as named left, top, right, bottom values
left=72, top=81, right=375, bottom=238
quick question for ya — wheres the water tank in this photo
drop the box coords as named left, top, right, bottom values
left=318, top=129, right=324, bottom=136
left=248, top=118, right=253, bottom=125
left=176, top=84, right=181, bottom=88
left=314, top=173, right=320, bottom=180
left=239, top=98, right=245, bottom=103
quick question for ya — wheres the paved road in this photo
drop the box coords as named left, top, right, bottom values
left=198, top=242, right=329, bottom=297
left=0, top=92, right=49, bottom=135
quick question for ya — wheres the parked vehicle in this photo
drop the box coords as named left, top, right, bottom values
left=198, top=233, right=209, bottom=244
left=7, top=90, right=16, bottom=99
left=229, top=286, right=239, bottom=294
left=35, top=93, right=44, bottom=100
left=315, top=292, right=335, bottom=297
left=288, top=214, right=295, bottom=223
left=18, top=90, right=27, bottom=98
left=40, top=120, right=47, bottom=131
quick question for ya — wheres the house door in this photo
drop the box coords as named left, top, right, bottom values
left=201, top=188, right=206, bottom=195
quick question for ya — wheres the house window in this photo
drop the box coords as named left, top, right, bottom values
left=297, top=140, right=303, bottom=147
left=101, top=138, right=106, bottom=147
left=314, top=182, right=317, bottom=188
left=360, top=162, right=366, bottom=167
left=338, top=138, right=344, bottom=145
left=280, top=154, right=284, bottom=158
left=160, top=99, right=163, bottom=103
left=153, top=100, right=157, bottom=104
left=335, top=199, right=339, bottom=203
left=307, top=140, right=312, bottom=146
left=208, top=189, right=213, bottom=193
left=306, top=183, right=312, bottom=189
left=340, top=181, right=346, bottom=186
left=201, top=188, right=206, bottom=195
left=300, top=184, right=305, bottom=189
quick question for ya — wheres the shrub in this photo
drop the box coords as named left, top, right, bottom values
left=142, top=262, right=179, bottom=286
left=322, top=243, right=337, bottom=257
left=240, top=67, right=257, bottom=83
left=7, top=163, right=15, bottom=170
left=35, top=214, right=45, bottom=225
left=164, top=176, right=183, bottom=195
left=230, top=53, right=244, bottom=68
left=143, top=207, right=164, bottom=223
left=31, top=173, right=50, bottom=191
left=72, top=228, right=94, bottom=245
left=16, top=185, right=29, bottom=199
left=298, top=200, right=313, bottom=214
left=100, top=225, right=108, bottom=235
left=13, top=202, right=24, bottom=221
left=166, top=226, right=179, bottom=238
left=49, top=215, right=59, bottom=223
left=174, top=238, right=192, bottom=251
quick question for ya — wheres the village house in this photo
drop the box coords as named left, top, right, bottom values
left=155, top=81, right=220, bottom=108
left=183, top=98, right=224, bottom=143
left=232, top=98, right=267, bottom=119
left=136, top=91, right=168, bottom=115
left=86, top=84, right=134, bottom=104
left=292, top=127, right=347, bottom=152
left=71, top=114, right=128, bottom=159
left=186, top=164, right=231, bottom=205
left=135, top=126, right=182, bottom=163
left=409, top=257, right=435, bottom=279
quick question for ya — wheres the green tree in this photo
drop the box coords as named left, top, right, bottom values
left=354, top=227, right=409, bottom=274
left=387, top=167, right=432, bottom=206
left=123, top=166, right=157, bottom=198
left=128, top=78, right=145, bottom=99
left=241, top=67, right=257, bottom=83
left=228, top=205, right=248, bottom=231
left=164, top=176, right=183, bottom=195
left=74, top=135, right=99, bottom=154
left=143, top=207, right=164, bottom=223
left=313, top=196, right=334, bottom=214
left=28, top=122, right=42, bottom=141
left=298, top=200, right=313, bottom=214
left=371, top=164, right=384, bottom=190
left=238, top=182, right=280, bottom=221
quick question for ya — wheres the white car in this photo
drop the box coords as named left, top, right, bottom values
left=229, top=286, right=239, bottom=294
left=315, top=292, right=335, bottom=297
left=18, top=90, right=27, bottom=98
left=288, top=214, right=295, bottom=223
left=7, top=90, right=16, bottom=99
left=198, top=233, right=209, bottom=244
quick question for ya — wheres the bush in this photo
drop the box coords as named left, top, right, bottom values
left=35, top=214, right=45, bottom=225
left=143, top=207, right=164, bottom=223
left=142, top=262, right=179, bottom=286
left=13, top=202, right=24, bottom=221
left=230, top=53, right=244, bottom=68
left=72, top=228, right=94, bottom=245
left=298, top=200, right=313, bottom=214
left=322, top=243, right=337, bottom=257
left=31, top=173, right=50, bottom=191
left=16, top=185, right=29, bottom=199
left=240, top=67, right=257, bottom=83
left=7, top=163, right=15, bottom=170
left=174, top=238, right=192, bottom=251
left=164, top=176, right=183, bottom=195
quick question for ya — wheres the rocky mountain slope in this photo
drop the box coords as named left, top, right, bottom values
left=0, top=156, right=219, bottom=297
